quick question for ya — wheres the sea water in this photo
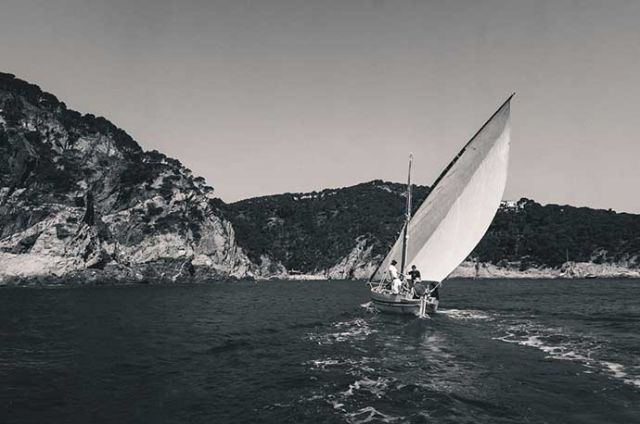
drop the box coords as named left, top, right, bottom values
left=1, top=279, right=639, bottom=423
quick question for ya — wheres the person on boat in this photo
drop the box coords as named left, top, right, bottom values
left=388, top=260, right=402, bottom=294
left=406, top=265, right=421, bottom=297
left=407, top=265, right=421, bottom=287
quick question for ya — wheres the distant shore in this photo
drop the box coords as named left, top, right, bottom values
left=1, top=259, right=639, bottom=287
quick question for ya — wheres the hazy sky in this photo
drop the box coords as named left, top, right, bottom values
left=2, top=0, right=639, bottom=212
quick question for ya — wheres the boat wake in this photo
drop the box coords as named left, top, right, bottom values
left=328, top=374, right=404, bottom=423
left=307, top=318, right=376, bottom=345
left=303, top=353, right=404, bottom=422
left=301, top=317, right=489, bottom=423
left=359, top=301, right=377, bottom=313
left=306, top=357, right=377, bottom=374
left=344, top=406, right=402, bottom=424
left=439, top=308, right=494, bottom=321
left=341, top=376, right=392, bottom=399
left=494, top=321, right=640, bottom=389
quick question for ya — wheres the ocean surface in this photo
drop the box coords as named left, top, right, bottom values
left=1, top=279, right=639, bottom=424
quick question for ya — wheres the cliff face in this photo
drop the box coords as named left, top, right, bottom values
left=0, top=72, right=283, bottom=284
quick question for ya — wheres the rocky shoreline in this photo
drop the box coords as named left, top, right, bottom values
left=1, top=258, right=638, bottom=288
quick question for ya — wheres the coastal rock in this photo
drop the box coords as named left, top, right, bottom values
left=325, top=236, right=379, bottom=280
left=0, top=72, right=273, bottom=284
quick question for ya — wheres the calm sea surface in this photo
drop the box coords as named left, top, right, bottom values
left=1, top=279, right=640, bottom=423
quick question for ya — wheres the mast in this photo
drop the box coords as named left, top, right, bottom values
left=400, top=154, right=413, bottom=274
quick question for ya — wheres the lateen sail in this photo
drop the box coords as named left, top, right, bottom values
left=373, top=95, right=513, bottom=282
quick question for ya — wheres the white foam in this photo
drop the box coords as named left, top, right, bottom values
left=495, top=323, right=640, bottom=389
left=439, top=309, right=493, bottom=321
left=331, top=400, right=345, bottom=411
left=626, top=378, right=640, bottom=388
left=308, top=318, right=376, bottom=345
left=308, top=359, right=341, bottom=369
left=495, top=325, right=592, bottom=362
left=602, top=361, right=627, bottom=379
left=598, top=361, right=640, bottom=387
left=306, top=356, right=377, bottom=373
left=341, top=376, right=391, bottom=398
left=360, top=301, right=376, bottom=313
left=345, top=406, right=402, bottom=424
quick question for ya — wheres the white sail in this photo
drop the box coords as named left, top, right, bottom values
left=373, top=96, right=512, bottom=282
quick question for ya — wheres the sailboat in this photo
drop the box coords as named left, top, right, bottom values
left=369, top=94, right=514, bottom=316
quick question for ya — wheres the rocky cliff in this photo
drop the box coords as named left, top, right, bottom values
left=0, top=72, right=283, bottom=284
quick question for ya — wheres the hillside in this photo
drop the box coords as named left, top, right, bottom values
left=476, top=199, right=640, bottom=268
left=226, top=181, right=429, bottom=277
left=227, top=187, right=640, bottom=278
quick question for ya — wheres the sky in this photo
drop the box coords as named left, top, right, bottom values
left=1, top=0, right=639, bottom=213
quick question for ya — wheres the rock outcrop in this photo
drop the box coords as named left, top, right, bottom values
left=0, top=72, right=282, bottom=284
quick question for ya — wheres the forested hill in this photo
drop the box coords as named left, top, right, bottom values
left=227, top=184, right=640, bottom=274
left=476, top=199, right=640, bottom=268
left=226, top=181, right=430, bottom=271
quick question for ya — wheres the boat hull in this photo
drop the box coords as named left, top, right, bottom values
left=370, top=290, right=438, bottom=315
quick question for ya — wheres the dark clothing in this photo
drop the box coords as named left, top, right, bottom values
left=408, top=269, right=421, bottom=283
left=408, top=269, right=421, bottom=297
